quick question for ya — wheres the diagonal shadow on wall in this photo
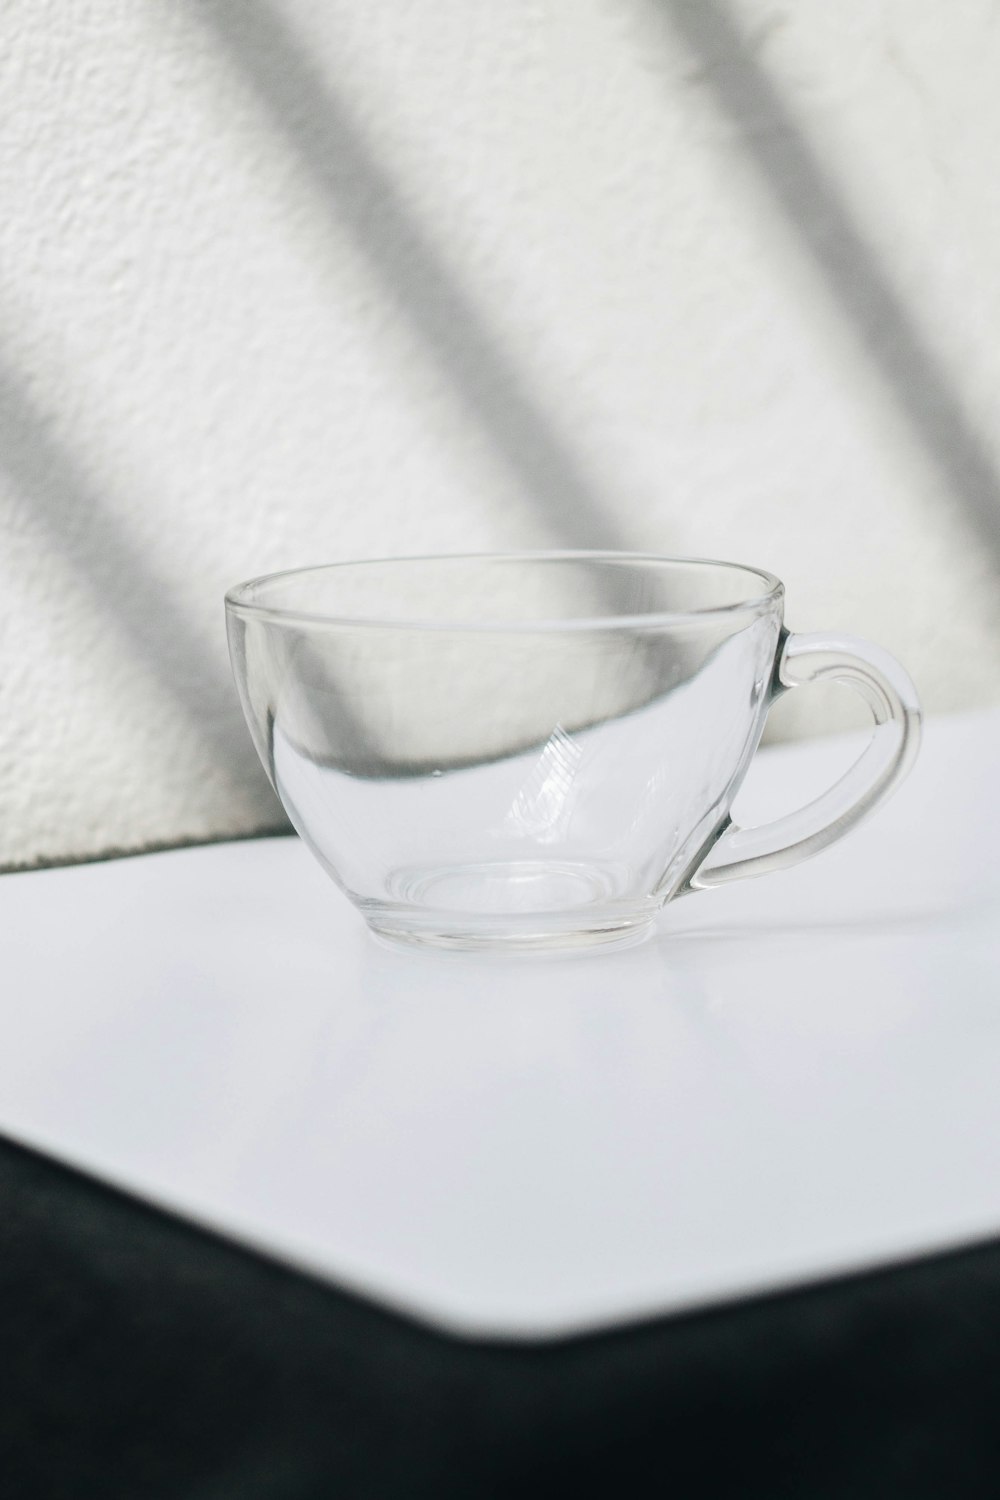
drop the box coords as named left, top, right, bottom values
left=0, top=359, right=286, bottom=847
left=188, top=0, right=630, bottom=553
left=652, top=0, right=1000, bottom=571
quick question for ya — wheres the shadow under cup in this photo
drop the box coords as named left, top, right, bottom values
left=225, top=554, right=793, bottom=951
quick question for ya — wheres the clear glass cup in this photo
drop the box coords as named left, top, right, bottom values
left=226, top=553, right=921, bottom=952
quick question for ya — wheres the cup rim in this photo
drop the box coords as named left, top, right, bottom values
left=224, top=551, right=784, bottom=632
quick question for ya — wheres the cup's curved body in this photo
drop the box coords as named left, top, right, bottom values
left=226, top=554, right=919, bottom=951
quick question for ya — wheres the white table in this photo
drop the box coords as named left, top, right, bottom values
left=4, top=710, right=999, bottom=1338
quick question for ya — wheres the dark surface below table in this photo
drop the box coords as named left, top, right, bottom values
left=2, top=1134, right=999, bottom=1498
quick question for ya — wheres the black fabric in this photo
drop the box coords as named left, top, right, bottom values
left=1, top=1135, right=1000, bottom=1498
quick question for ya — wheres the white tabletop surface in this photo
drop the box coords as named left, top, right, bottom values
left=3, top=710, right=999, bottom=1339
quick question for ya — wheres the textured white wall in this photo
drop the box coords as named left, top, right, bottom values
left=3, top=0, right=1000, bottom=869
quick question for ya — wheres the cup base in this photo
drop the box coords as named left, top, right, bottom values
left=365, top=916, right=656, bottom=955
left=360, top=858, right=660, bottom=954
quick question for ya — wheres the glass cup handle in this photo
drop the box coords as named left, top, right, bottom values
left=687, top=631, right=922, bottom=891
